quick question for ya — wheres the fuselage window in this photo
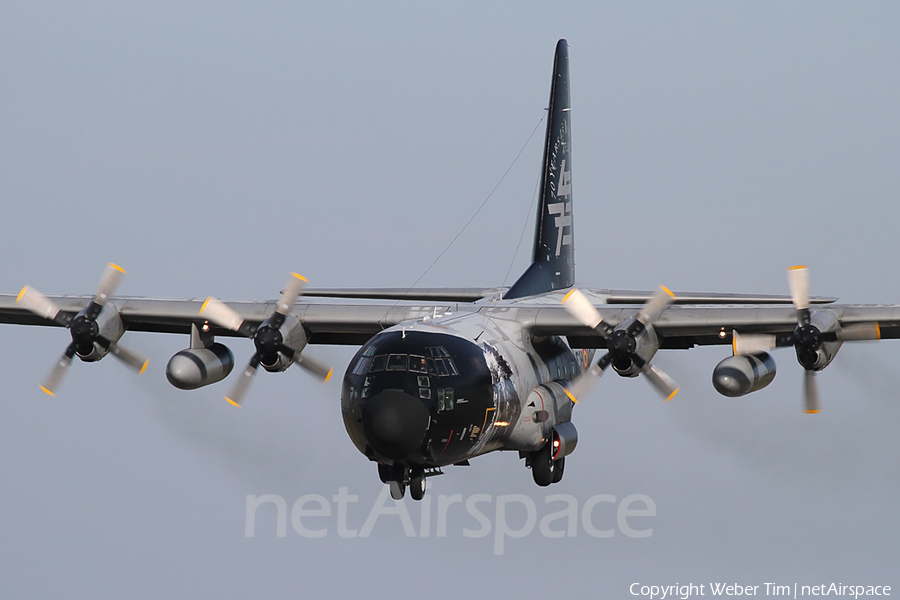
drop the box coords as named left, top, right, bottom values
left=409, top=355, right=427, bottom=373
left=387, top=354, right=408, bottom=371
left=419, top=388, right=431, bottom=400
left=369, top=355, right=387, bottom=373
left=446, top=358, right=459, bottom=376
left=437, top=388, right=455, bottom=411
left=417, top=375, right=430, bottom=388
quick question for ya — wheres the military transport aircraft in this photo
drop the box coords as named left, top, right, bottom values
left=1, top=40, right=896, bottom=500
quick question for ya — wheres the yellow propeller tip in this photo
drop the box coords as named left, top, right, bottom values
left=564, top=388, right=579, bottom=404
left=16, top=286, right=28, bottom=303
left=139, top=360, right=149, bottom=375
left=225, top=397, right=241, bottom=408
left=788, top=265, right=807, bottom=271
left=660, top=285, right=676, bottom=300
left=200, top=297, right=212, bottom=314
left=291, top=273, right=308, bottom=282
left=805, top=409, right=820, bottom=414
left=323, top=368, right=334, bottom=383
left=665, top=388, right=680, bottom=402
left=876, top=322, right=881, bottom=340
left=561, top=289, right=577, bottom=304
left=40, top=385, right=55, bottom=397
left=108, top=263, right=126, bottom=274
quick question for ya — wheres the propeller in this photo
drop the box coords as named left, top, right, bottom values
left=16, top=263, right=149, bottom=396
left=561, top=286, right=680, bottom=403
left=733, top=266, right=881, bottom=413
left=200, top=273, right=333, bottom=407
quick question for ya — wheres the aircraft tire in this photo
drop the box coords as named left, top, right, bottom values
left=551, top=456, right=565, bottom=483
left=409, top=470, right=426, bottom=501
left=531, top=443, right=555, bottom=487
left=389, top=480, right=406, bottom=500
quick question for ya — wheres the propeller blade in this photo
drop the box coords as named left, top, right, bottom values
left=839, top=322, right=881, bottom=342
left=293, top=352, right=333, bottom=382
left=641, top=362, right=680, bottom=401
left=225, top=355, right=261, bottom=407
left=41, top=343, right=77, bottom=396
left=788, top=265, right=810, bottom=322
left=639, top=285, right=676, bottom=325
left=200, top=297, right=246, bottom=334
left=93, top=263, right=126, bottom=307
left=803, top=370, right=820, bottom=414
left=108, top=341, right=150, bottom=374
left=276, top=273, right=308, bottom=316
left=732, top=331, right=777, bottom=355
left=564, top=354, right=611, bottom=403
left=561, top=289, right=605, bottom=331
left=16, top=286, right=66, bottom=324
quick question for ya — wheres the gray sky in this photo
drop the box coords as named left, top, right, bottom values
left=1, top=2, right=899, bottom=598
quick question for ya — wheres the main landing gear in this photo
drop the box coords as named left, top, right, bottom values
left=377, top=463, right=429, bottom=501
left=529, top=441, right=565, bottom=487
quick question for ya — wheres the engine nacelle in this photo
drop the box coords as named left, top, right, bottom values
left=712, top=352, right=776, bottom=398
left=166, top=343, right=235, bottom=390
left=609, top=317, right=660, bottom=378
left=74, top=304, right=126, bottom=362
left=260, top=353, right=294, bottom=373
left=550, top=421, right=578, bottom=460
left=797, top=310, right=842, bottom=371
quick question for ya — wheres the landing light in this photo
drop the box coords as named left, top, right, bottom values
left=495, top=421, right=509, bottom=427
left=718, top=329, right=727, bottom=339
left=202, top=322, right=210, bottom=332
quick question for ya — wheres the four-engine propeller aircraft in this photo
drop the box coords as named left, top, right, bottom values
left=1, top=40, right=896, bottom=500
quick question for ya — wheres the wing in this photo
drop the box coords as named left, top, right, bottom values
left=526, top=302, right=900, bottom=348
left=0, top=293, right=455, bottom=346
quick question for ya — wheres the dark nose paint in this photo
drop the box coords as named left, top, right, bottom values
left=361, top=390, right=430, bottom=460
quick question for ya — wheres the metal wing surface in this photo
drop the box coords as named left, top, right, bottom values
left=0, top=293, right=457, bottom=346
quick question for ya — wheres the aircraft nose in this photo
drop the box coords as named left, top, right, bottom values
left=362, top=390, right=430, bottom=460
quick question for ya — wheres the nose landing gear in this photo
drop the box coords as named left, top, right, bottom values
left=376, top=464, right=435, bottom=500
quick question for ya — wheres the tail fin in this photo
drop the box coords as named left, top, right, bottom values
left=505, top=39, right=574, bottom=299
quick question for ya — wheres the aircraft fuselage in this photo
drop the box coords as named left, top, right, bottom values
left=341, top=308, right=591, bottom=469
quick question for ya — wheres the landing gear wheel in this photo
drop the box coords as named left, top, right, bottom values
left=409, top=469, right=426, bottom=501
left=377, top=463, right=392, bottom=484
left=551, top=456, right=565, bottom=484
left=531, top=442, right=556, bottom=487
left=389, top=480, right=406, bottom=500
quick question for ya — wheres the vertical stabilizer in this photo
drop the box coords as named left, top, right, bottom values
left=505, top=39, right=574, bottom=299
